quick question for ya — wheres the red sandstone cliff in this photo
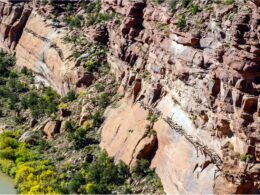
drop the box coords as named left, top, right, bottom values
left=0, top=0, right=259, bottom=194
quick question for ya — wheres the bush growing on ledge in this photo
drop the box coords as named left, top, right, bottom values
left=240, top=154, right=254, bottom=162
left=86, top=12, right=115, bottom=27
left=91, top=111, right=104, bottom=128
left=65, top=15, right=82, bottom=28
left=83, top=0, right=115, bottom=27
left=62, top=90, right=77, bottom=102
left=177, top=15, right=186, bottom=30
left=98, top=93, right=110, bottom=109
left=147, top=112, right=159, bottom=123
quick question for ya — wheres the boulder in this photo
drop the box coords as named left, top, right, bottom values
left=42, top=120, right=61, bottom=139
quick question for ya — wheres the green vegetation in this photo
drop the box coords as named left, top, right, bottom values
left=0, top=50, right=15, bottom=77
left=169, top=0, right=177, bottom=12
left=64, top=120, right=75, bottom=132
left=153, top=0, right=165, bottom=4
left=63, top=0, right=115, bottom=28
left=191, top=4, right=200, bottom=15
left=62, top=90, right=77, bottom=102
left=15, top=160, right=59, bottom=194
left=132, top=159, right=162, bottom=188
left=65, top=15, right=83, bottom=28
left=0, top=130, right=39, bottom=176
left=0, top=51, right=60, bottom=121
left=0, top=130, right=162, bottom=194
left=240, top=154, right=254, bottom=162
left=181, top=0, right=191, bottom=7
left=147, top=111, right=159, bottom=123
left=84, top=0, right=116, bottom=27
left=64, top=35, right=109, bottom=74
left=224, top=0, right=234, bottom=5
left=98, top=93, right=110, bottom=109
left=177, top=15, right=186, bottom=30
left=21, top=87, right=59, bottom=119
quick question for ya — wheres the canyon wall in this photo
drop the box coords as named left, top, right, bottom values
left=0, top=0, right=259, bottom=194
left=0, top=0, right=87, bottom=95
left=100, top=0, right=260, bottom=193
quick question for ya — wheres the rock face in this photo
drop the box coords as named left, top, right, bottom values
left=0, top=0, right=86, bottom=95
left=100, top=0, right=260, bottom=194
left=15, top=11, right=79, bottom=95
left=0, top=0, right=259, bottom=194
left=0, top=1, right=31, bottom=50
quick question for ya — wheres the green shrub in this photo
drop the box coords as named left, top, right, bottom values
left=191, top=4, right=200, bottom=15
left=15, top=161, right=60, bottom=194
left=98, top=93, right=110, bottom=109
left=64, top=120, right=75, bottom=132
left=85, top=0, right=101, bottom=13
left=240, top=154, right=254, bottom=162
left=67, top=173, right=85, bottom=193
left=68, top=128, right=88, bottom=150
left=91, top=111, right=103, bottom=128
left=21, top=87, right=59, bottom=119
left=177, top=15, right=186, bottom=30
left=66, top=3, right=73, bottom=12
left=169, top=0, right=177, bottom=12
left=20, top=67, right=31, bottom=76
left=85, top=60, right=98, bottom=72
left=84, top=152, right=129, bottom=193
left=0, top=159, right=15, bottom=174
left=181, top=0, right=191, bottom=7
left=132, top=159, right=150, bottom=177
left=84, top=0, right=114, bottom=27
left=65, top=15, right=82, bottom=28
left=86, top=13, right=115, bottom=27
left=95, top=83, right=105, bottom=92
left=147, top=112, right=158, bottom=123
left=0, top=51, right=15, bottom=77
left=63, top=90, right=77, bottom=102
left=224, top=0, right=234, bottom=5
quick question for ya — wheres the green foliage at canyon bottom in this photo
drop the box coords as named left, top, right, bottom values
left=0, top=51, right=163, bottom=194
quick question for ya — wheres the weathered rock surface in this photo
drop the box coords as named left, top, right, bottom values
left=0, top=1, right=87, bottom=95
left=0, top=0, right=259, bottom=194
left=100, top=0, right=260, bottom=194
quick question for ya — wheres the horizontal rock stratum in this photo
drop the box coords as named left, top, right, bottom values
left=0, top=0, right=259, bottom=194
